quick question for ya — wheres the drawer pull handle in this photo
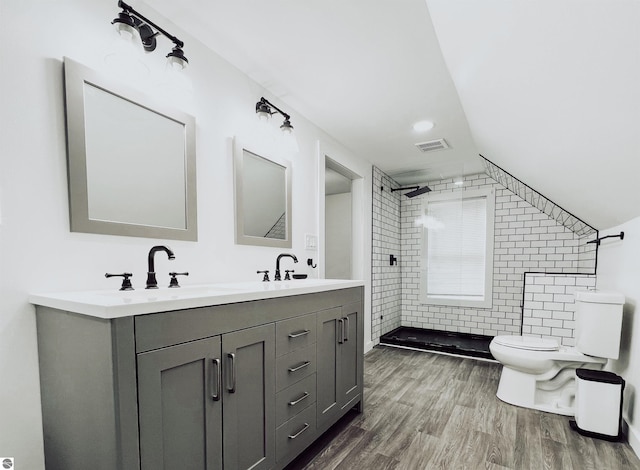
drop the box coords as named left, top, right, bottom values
left=227, top=353, right=236, bottom=393
left=288, top=423, right=310, bottom=440
left=211, top=358, right=221, bottom=401
left=288, top=361, right=310, bottom=373
left=343, top=316, right=350, bottom=342
left=288, top=329, right=310, bottom=339
left=288, top=392, right=310, bottom=407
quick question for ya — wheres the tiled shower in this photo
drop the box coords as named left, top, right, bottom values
left=372, top=169, right=403, bottom=339
left=371, top=165, right=598, bottom=347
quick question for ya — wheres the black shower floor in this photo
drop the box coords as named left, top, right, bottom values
left=380, top=326, right=495, bottom=360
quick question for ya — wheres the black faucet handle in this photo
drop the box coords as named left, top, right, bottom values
left=105, top=272, right=134, bottom=291
left=257, top=270, right=270, bottom=282
left=168, top=272, right=189, bottom=288
left=284, top=270, right=294, bottom=281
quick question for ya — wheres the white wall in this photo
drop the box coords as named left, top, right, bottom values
left=325, top=193, right=352, bottom=279
left=596, top=216, right=640, bottom=454
left=0, top=1, right=371, bottom=467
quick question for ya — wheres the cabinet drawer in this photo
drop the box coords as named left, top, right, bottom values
left=276, top=344, right=316, bottom=391
left=276, top=373, right=316, bottom=427
left=276, top=403, right=317, bottom=463
left=276, top=313, right=317, bottom=357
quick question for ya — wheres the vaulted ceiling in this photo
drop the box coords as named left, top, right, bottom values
left=146, top=0, right=640, bottom=229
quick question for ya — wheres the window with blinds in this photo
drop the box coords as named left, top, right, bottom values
left=420, top=188, right=494, bottom=308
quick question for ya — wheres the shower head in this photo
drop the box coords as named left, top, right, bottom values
left=390, top=185, right=431, bottom=198
left=405, top=186, right=431, bottom=198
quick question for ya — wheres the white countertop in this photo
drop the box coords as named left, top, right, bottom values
left=29, top=279, right=365, bottom=319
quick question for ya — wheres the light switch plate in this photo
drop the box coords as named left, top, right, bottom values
left=305, top=234, right=318, bottom=250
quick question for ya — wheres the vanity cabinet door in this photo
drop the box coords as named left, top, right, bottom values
left=316, top=307, right=342, bottom=429
left=137, top=336, right=223, bottom=470
left=222, top=323, right=276, bottom=470
left=316, top=303, right=363, bottom=431
left=339, top=301, right=363, bottom=408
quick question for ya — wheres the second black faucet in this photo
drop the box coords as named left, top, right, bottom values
left=146, top=245, right=175, bottom=289
left=274, top=253, right=298, bottom=281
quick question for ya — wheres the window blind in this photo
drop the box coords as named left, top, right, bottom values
left=425, top=196, right=487, bottom=298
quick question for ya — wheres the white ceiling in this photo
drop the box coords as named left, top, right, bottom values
left=146, top=0, right=640, bottom=229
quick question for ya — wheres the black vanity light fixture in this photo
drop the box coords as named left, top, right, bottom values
left=255, top=97, right=294, bottom=133
left=112, top=0, right=189, bottom=69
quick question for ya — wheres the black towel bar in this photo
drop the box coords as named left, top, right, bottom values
left=587, top=231, right=624, bottom=246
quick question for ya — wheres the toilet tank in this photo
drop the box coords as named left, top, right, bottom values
left=575, top=290, right=625, bottom=359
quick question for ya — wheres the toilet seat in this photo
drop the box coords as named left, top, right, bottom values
left=490, top=338, right=606, bottom=364
left=493, top=335, right=559, bottom=351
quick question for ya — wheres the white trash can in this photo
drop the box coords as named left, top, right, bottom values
left=570, top=368, right=625, bottom=441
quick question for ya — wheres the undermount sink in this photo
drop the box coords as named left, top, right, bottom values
left=210, top=278, right=336, bottom=291
left=29, top=278, right=364, bottom=319
left=93, top=279, right=340, bottom=303
left=95, top=285, right=239, bottom=303
left=66, top=279, right=338, bottom=305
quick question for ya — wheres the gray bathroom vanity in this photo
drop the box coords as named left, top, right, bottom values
left=31, top=280, right=364, bottom=470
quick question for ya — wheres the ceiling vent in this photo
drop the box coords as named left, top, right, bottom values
left=415, top=138, right=449, bottom=153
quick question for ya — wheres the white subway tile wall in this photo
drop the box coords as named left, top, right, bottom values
left=371, top=167, right=402, bottom=342
left=522, top=273, right=596, bottom=346
left=372, top=167, right=597, bottom=344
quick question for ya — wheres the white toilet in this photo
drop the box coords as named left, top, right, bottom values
left=490, top=290, right=625, bottom=416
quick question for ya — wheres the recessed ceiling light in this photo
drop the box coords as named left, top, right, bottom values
left=413, top=120, right=435, bottom=132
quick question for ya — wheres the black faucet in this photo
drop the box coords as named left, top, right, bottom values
left=146, top=245, right=175, bottom=289
left=274, top=253, right=298, bottom=281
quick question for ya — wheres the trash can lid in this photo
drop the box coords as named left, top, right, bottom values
left=576, top=368, right=625, bottom=385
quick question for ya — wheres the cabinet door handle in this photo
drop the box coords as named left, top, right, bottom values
left=288, top=329, right=310, bottom=339
left=226, top=353, right=236, bottom=393
left=338, top=318, right=344, bottom=344
left=288, top=392, right=310, bottom=407
left=343, top=316, right=350, bottom=342
left=211, top=358, right=221, bottom=401
left=288, top=361, right=310, bottom=373
left=288, top=423, right=310, bottom=440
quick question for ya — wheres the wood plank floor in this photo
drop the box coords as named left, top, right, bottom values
left=286, top=346, right=640, bottom=470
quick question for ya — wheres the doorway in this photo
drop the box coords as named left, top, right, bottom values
left=324, top=158, right=360, bottom=280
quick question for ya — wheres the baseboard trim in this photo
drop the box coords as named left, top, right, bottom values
left=626, top=419, right=640, bottom=459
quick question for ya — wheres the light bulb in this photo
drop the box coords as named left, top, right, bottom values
left=280, top=119, right=294, bottom=133
left=167, top=55, right=188, bottom=70
left=112, top=12, right=140, bottom=44
left=166, top=47, right=188, bottom=70
left=257, top=110, right=271, bottom=121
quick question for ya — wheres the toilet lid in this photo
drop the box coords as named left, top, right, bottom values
left=493, top=335, right=559, bottom=351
